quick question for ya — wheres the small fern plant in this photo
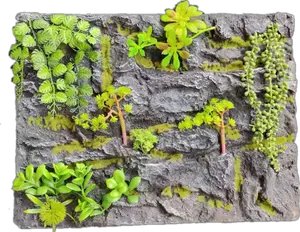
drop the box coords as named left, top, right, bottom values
left=9, top=15, right=101, bottom=114
left=241, top=23, right=290, bottom=172
left=178, top=98, right=237, bottom=154
left=75, top=85, right=132, bottom=145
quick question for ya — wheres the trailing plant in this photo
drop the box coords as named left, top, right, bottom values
left=129, top=129, right=158, bottom=153
left=75, top=85, right=132, bottom=145
left=127, top=1, right=215, bottom=70
left=100, top=35, right=113, bottom=91
left=102, top=169, right=141, bottom=210
left=28, top=114, right=75, bottom=131
left=241, top=23, right=290, bottom=172
left=24, top=194, right=73, bottom=232
left=178, top=98, right=237, bottom=154
left=10, top=15, right=101, bottom=114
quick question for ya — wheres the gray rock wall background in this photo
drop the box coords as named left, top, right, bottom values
left=14, top=12, right=299, bottom=228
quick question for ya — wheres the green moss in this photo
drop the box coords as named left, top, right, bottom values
left=83, top=136, right=112, bottom=149
left=107, top=18, right=114, bottom=24
left=197, top=195, right=206, bottom=202
left=201, top=60, right=244, bottom=72
left=208, top=36, right=251, bottom=49
left=117, top=23, right=131, bottom=36
left=226, top=127, right=241, bottom=140
left=52, top=140, right=86, bottom=155
left=86, top=158, right=124, bottom=169
left=215, top=200, right=224, bottom=208
left=148, top=123, right=176, bottom=134
left=234, top=157, right=243, bottom=192
left=161, top=186, right=173, bottom=198
left=174, top=186, right=192, bottom=199
left=257, top=198, right=277, bottom=216
left=134, top=54, right=155, bottom=69
left=149, top=149, right=183, bottom=162
left=28, top=114, right=75, bottom=132
left=100, top=35, right=113, bottom=92
left=242, top=134, right=294, bottom=151
left=207, top=199, right=215, bottom=208
left=287, top=95, right=294, bottom=103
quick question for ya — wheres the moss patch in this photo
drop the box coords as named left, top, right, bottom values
left=208, top=36, right=251, bottom=49
left=117, top=23, right=131, bottom=36
left=28, top=114, right=75, bottom=132
left=134, top=54, right=155, bottom=69
left=149, top=149, right=183, bottom=162
left=100, top=35, right=113, bottom=92
left=257, top=197, right=277, bottom=216
left=197, top=195, right=232, bottom=211
left=148, top=123, right=176, bottom=134
left=86, top=158, right=124, bottom=169
left=226, top=127, right=241, bottom=140
left=197, top=195, right=206, bottom=202
left=234, top=157, right=243, bottom=192
left=201, top=60, right=244, bottom=72
left=83, top=136, right=112, bottom=150
left=174, top=186, right=192, bottom=199
left=161, top=186, right=173, bottom=198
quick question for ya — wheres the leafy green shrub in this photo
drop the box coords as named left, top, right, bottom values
left=241, top=23, right=290, bottom=172
left=127, top=1, right=215, bottom=70
left=178, top=98, right=238, bottom=154
left=102, top=169, right=141, bottom=210
left=130, top=129, right=158, bottom=153
left=75, top=85, right=132, bottom=145
left=9, top=15, right=100, bottom=114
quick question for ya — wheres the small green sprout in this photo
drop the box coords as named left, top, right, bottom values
left=130, top=129, right=159, bottom=153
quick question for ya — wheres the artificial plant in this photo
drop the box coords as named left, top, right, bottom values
left=9, top=15, right=100, bottom=115
left=129, top=128, right=159, bottom=153
left=178, top=98, right=236, bottom=154
left=75, top=85, right=132, bottom=145
left=241, top=23, right=290, bottom=172
left=127, top=0, right=215, bottom=70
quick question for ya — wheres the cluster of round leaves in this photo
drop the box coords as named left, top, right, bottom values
left=127, top=0, right=215, bottom=70
left=241, top=23, right=290, bottom=172
left=178, top=98, right=236, bottom=131
left=102, top=169, right=141, bottom=210
left=74, top=85, right=132, bottom=132
left=129, top=129, right=159, bottom=154
left=10, top=15, right=101, bottom=115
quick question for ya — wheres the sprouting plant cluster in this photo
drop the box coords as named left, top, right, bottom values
left=241, top=23, right=290, bottom=172
left=127, top=0, right=215, bottom=70
left=74, top=85, right=132, bottom=145
left=178, top=98, right=237, bottom=154
left=10, top=15, right=101, bottom=115
left=129, top=129, right=159, bottom=153
left=13, top=163, right=141, bottom=230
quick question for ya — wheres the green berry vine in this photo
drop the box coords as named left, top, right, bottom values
left=178, top=98, right=237, bottom=154
left=74, top=85, right=132, bottom=145
left=241, top=23, right=290, bottom=172
left=10, top=15, right=101, bottom=115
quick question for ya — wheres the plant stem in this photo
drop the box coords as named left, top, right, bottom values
left=220, top=113, right=226, bottom=154
left=52, top=225, right=56, bottom=232
left=113, top=95, right=127, bottom=145
left=191, top=27, right=216, bottom=40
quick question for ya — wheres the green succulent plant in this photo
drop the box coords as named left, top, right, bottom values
left=130, top=129, right=159, bottom=153
left=102, top=169, right=141, bottom=210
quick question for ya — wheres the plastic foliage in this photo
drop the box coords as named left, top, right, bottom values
left=241, top=23, right=290, bottom=172
left=74, top=85, right=132, bottom=145
left=102, top=169, right=141, bottom=210
left=129, top=129, right=159, bottom=153
left=178, top=98, right=236, bottom=154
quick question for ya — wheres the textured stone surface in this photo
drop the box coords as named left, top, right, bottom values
left=14, top=12, right=299, bottom=229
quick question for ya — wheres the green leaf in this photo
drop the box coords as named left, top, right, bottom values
left=36, top=186, right=48, bottom=195
left=65, top=85, right=78, bottom=97
left=89, top=27, right=101, bottom=37
left=113, top=169, right=125, bottom=184
left=37, top=31, right=49, bottom=44
left=78, top=66, right=92, bottom=79
left=58, top=185, right=72, bottom=194
left=37, top=66, right=51, bottom=79
left=109, top=189, right=122, bottom=198
left=88, top=51, right=100, bottom=62
left=87, top=36, right=97, bottom=45
left=51, top=14, right=65, bottom=25
left=128, top=47, right=138, bottom=57
left=78, top=84, right=93, bottom=96
left=10, top=47, right=22, bottom=60
left=25, top=188, right=37, bottom=195
left=26, top=194, right=44, bottom=207
left=127, top=195, right=139, bottom=204
left=79, top=207, right=93, bottom=222
left=161, top=53, right=173, bottom=67
left=12, top=62, right=22, bottom=74
left=79, top=97, right=89, bottom=107
left=63, top=15, right=78, bottom=29
left=90, top=210, right=104, bottom=216
left=77, top=20, right=90, bottom=31
left=12, top=75, right=20, bottom=84
left=41, top=93, right=53, bottom=104
left=31, top=49, right=46, bottom=71
left=83, top=172, right=93, bottom=189
left=13, top=22, right=30, bottom=36
left=39, top=80, right=52, bottom=94
left=25, top=164, right=34, bottom=180
left=53, top=64, right=68, bottom=77
left=128, top=177, right=141, bottom=191
left=56, top=79, right=66, bottom=90
left=62, top=199, right=73, bottom=206
left=85, top=184, right=96, bottom=195
left=173, top=52, right=180, bottom=70
left=75, top=51, right=85, bottom=65
left=43, top=43, right=57, bottom=55
left=124, top=104, right=132, bottom=113
left=22, top=35, right=36, bottom=47
left=66, top=183, right=81, bottom=192
left=33, top=19, right=49, bottom=29
left=59, top=28, right=72, bottom=44
left=74, top=32, right=86, bottom=43
left=106, top=178, right=118, bottom=189
left=65, top=70, right=77, bottom=84
left=72, top=177, right=84, bottom=185
left=48, top=49, right=65, bottom=68
left=55, top=92, right=67, bottom=103
left=24, top=208, right=41, bottom=214
left=22, top=47, right=29, bottom=59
